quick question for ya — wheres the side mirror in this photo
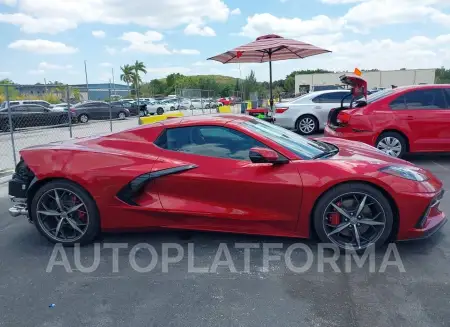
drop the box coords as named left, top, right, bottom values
left=249, top=147, right=288, bottom=164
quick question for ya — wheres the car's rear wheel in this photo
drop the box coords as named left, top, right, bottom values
left=78, top=114, right=89, bottom=124
left=157, top=107, right=164, bottom=115
left=296, top=115, right=318, bottom=135
left=376, top=132, right=407, bottom=158
left=118, top=111, right=126, bottom=120
left=313, top=183, right=394, bottom=251
left=30, top=180, right=100, bottom=245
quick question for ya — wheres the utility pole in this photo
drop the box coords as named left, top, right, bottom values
left=44, top=78, right=48, bottom=93
left=84, top=60, right=89, bottom=100
left=112, top=68, right=116, bottom=96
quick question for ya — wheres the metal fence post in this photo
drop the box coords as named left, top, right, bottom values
left=66, top=85, right=72, bottom=138
left=5, top=85, right=17, bottom=166
left=108, top=84, right=113, bottom=132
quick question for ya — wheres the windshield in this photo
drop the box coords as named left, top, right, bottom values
left=241, top=119, right=328, bottom=160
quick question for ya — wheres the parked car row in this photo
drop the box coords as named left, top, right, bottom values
left=273, top=83, right=450, bottom=159
left=0, top=104, right=74, bottom=131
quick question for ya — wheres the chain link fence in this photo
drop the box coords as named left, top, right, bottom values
left=0, top=83, right=139, bottom=171
left=174, top=88, right=220, bottom=114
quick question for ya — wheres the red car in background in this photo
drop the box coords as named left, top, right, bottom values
left=8, top=115, right=446, bottom=250
left=325, top=84, right=450, bottom=158
left=218, top=97, right=231, bottom=105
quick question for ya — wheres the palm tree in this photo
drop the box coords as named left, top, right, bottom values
left=120, top=64, right=133, bottom=87
left=132, top=60, right=146, bottom=99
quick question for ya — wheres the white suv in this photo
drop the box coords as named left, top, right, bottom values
left=1, top=100, right=53, bottom=109
left=274, top=90, right=351, bottom=135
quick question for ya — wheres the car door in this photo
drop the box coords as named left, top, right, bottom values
left=148, top=125, right=303, bottom=235
left=86, top=102, right=104, bottom=119
left=10, top=105, right=28, bottom=128
left=25, top=105, right=48, bottom=127
left=390, top=88, right=449, bottom=152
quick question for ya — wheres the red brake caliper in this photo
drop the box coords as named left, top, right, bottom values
left=72, top=195, right=86, bottom=222
left=328, top=202, right=341, bottom=225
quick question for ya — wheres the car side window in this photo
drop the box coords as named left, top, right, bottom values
left=155, top=126, right=267, bottom=160
left=390, top=95, right=406, bottom=110
left=26, top=105, right=46, bottom=113
left=312, top=92, right=349, bottom=103
left=11, top=106, right=27, bottom=112
left=403, top=89, right=447, bottom=109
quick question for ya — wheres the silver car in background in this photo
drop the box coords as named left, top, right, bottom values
left=274, top=90, right=351, bottom=135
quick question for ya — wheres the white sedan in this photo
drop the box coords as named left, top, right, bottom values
left=274, top=89, right=351, bottom=135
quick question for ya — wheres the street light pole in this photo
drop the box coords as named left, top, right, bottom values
left=112, top=68, right=116, bottom=96
left=84, top=60, right=89, bottom=100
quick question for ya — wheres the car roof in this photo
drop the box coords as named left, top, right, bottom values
left=160, top=114, right=253, bottom=127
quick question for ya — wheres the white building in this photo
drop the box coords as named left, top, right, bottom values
left=295, top=69, right=436, bottom=95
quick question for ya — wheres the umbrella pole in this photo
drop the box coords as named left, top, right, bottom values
left=269, top=52, right=273, bottom=121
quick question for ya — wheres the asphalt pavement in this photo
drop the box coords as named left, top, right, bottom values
left=0, top=153, right=449, bottom=327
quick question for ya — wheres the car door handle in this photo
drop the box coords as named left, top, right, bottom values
left=314, top=106, right=322, bottom=110
left=406, top=115, right=414, bottom=120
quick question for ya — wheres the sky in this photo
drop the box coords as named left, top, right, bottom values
left=0, top=0, right=450, bottom=85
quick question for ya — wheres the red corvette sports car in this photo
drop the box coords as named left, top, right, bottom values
left=8, top=114, right=446, bottom=250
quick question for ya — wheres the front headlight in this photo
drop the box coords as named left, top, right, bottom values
left=379, top=165, right=428, bottom=181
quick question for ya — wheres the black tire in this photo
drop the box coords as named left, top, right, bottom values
left=117, top=111, right=127, bottom=120
left=170, top=106, right=175, bottom=111
left=78, top=114, right=89, bottom=124
left=30, top=180, right=100, bottom=246
left=375, top=132, right=407, bottom=158
left=313, top=182, right=394, bottom=251
left=296, top=115, right=319, bottom=135
left=157, top=107, right=164, bottom=115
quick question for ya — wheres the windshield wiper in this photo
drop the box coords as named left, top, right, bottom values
left=312, top=149, right=339, bottom=159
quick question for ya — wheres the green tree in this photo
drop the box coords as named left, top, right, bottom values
left=284, top=76, right=295, bottom=93
left=132, top=60, right=147, bottom=98
left=120, top=64, right=134, bottom=90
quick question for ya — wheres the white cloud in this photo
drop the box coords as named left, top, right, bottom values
left=321, top=0, right=365, bottom=3
left=28, top=69, right=45, bottom=75
left=184, top=23, right=216, bottom=36
left=173, top=49, right=200, bottom=55
left=192, top=60, right=221, bottom=66
left=240, top=13, right=345, bottom=39
left=0, top=0, right=231, bottom=34
left=8, top=39, right=78, bottom=54
left=38, top=62, right=73, bottom=70
left=230, top=8, right=241, bottom=15
left=0, top=13, right=76, bottom=34
left=105, top=46, right=117, bottom=55
left=100, top=62, right=113, bottom=67
left=0, top=0, right=17, bottom=6
left=92, top=30, right=106, bottom=38
left=120, top=31, right=171, bottom=54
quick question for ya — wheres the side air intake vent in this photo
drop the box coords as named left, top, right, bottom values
left=116, top=164, right=198, bottom=206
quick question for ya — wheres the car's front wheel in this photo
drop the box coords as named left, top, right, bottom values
left=157, top=107, right=164, bottom=115
left=313, top=183, right=394, bottom=251
left=118, top=111, right=126, bottom=120
left=296, top=115, right=318, bottom=135
left=376, top=132, right=407, bottom=158
left=78, top=114, right=89, bottom=124
left=30, top=180, right=100, bottom=245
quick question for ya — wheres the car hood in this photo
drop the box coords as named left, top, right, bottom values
left=316, top=137, right=443, bottom=191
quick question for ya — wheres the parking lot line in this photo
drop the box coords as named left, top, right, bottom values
left=432, top=161, right=450, bottom=171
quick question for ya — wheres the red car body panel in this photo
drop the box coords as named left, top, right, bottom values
left=19, top=114, right=445, bottom=241
left=324, top=84, right=450, bottom=153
